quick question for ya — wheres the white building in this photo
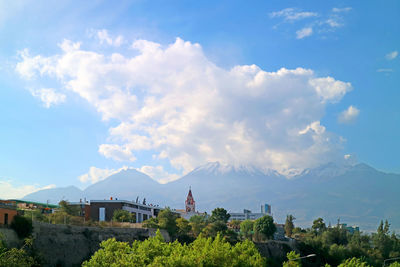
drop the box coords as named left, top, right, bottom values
left=228, top=204, right=272, bottom=222
left=90, top=198, right=162, bottom=223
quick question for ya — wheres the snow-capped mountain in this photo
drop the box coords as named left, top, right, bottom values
left=22, top=162, right=400, bottom=231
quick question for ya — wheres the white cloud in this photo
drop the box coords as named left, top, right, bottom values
left=30, top=88, right=66, bottom=108
left=386, top=51, right=398, bottom=60
left=16, top=36, right=354, bottom=173
left=325, top=18, right=342, bottom=28
left=15, top=49, right=53, bottom=79
left=338, top=105, right=360, bottom=124
left=270, top=8, right=318, bottom=21
left=310, top=77, right=352, bottom=103
left=377, top=68, right=393, bottom=73
left=332, top=7, right=352, bottom=13
left=78, top=166, right=128, bottom=184
left=271, top=7, right=351, bottom=38
left=343, top=153, right=357, bottom=165
left=298, top=121, right=326, bottom=135
left=296, top=27, right=313, bottom=39
left=136, top=165, right=180, bottom=184
left=98, top=144, right=136, bottom=162
left=97, top=29, right=124, bottom=47
left=0, top=179, right=55, bottom=199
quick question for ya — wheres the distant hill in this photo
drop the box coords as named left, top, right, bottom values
left=23, top=162, right=400, bottom=232
left=23, top=185, right=84, bottom=204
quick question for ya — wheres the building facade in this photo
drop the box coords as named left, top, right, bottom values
left=0, top=201, right=18, bottom=226
left=68, top=200, right=91, bottom=221
left=229, top=203, right=272, bottom=222
left=177, top=188, right=207, bottom=220
left=185, top=188, right=195, bottom=212
left=90, top=199, right=162, bottom=223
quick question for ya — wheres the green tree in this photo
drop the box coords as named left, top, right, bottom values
left=312, top=218, right=326, bottom=234
left=82, top=230, right=265, bottom=267
left=58, top=200, right=80, bottom=216
left=229, top=220, right=241, bottom=229
left=209, top=208, right=230, bottom=223
left=176, top=218, right=191, bottom=235
left=285, top=215, right=295, bottom=237
left=143, top=217, right=159, bottom=229
left=189, top=215, right=207, bottom=237
left=283, top=251, right=302, bottom=267
left=10, top=215, right=33, bottom=239
left=176, top=217, right=193, bottom=243
left=23, top=209, right=46, bottom=222
left=329, top=244, right=349, bottom=266
left=0, top=237, right=36, bottom=267
left=0, top=248, right=35, bottom=267
left=157, top=208, right=180, bottom=239
left=373, top=220, right=393, bottom=259
left=112, top=209, right=135, bottom=222
left=253, top=215, right=276, bottom=241
left=240, top=220, right=254, bottom=240
left=201, top=220, right=228, bottom=238
left=338, top=257, right=371, bottom=267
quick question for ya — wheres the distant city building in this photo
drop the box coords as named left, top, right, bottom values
left=229, top=203, right=272, bottom=222
left=90, top=197, right=162, bottom=223
left=338, top=223, right=360, bottom=234
left=1, top=199, right=57, bottom=214
left=261, top=203, right=272, bottom=215
left=0, top=201, right=17, bottom=226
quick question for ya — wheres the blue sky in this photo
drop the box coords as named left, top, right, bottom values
left=0, top=0, right=399, bottom=198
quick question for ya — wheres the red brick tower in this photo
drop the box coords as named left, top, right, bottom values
left=185, top=187, right=196, bottom=212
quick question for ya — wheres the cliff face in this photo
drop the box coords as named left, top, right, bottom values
left=32, top=222, right=170, bottom=267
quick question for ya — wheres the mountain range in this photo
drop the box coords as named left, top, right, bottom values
left=23, top=162, right=400, bottom=232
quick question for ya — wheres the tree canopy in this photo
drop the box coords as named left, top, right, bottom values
left=112, top=209, right=135, bottom=223
left=82, top=230, right=265, bottom=267
left=209, top=208, right=230, bottom=223
left=253, top=215, right=276, bottom=241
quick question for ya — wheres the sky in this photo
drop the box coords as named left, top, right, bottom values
left=0, top=0, right=399, bottom=198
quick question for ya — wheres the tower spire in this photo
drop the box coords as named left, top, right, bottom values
left=185, top=187, right=195, bottom=212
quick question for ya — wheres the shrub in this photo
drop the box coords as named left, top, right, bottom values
left=83, top=230, right=265, bottom=267
left=338, top=257, right=371, bottom=267
left=10, top=215, right=33, bottom=239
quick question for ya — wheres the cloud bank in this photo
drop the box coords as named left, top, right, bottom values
left=16, top=37, right=353, bottom=175
left=29, top=88, right=66, bottom=108
left=0, top=179, right=55, bottom=199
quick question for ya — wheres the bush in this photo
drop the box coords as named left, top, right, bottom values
left=0, top=247, right=35, bottom=267
left=112, top=209, right=135, bottom=223
left=254, top=215, right=276, bottom=241
left=83, top=230, right=265, bottom=267
left=338, top=257, right=371, bottom=267
left=10, top=215, right=33, bottom=239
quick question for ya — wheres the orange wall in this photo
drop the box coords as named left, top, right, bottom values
left=0, top=208, right=17, bottom=225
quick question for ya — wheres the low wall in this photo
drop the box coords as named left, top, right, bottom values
left=32, top=222, right=170, bottom=267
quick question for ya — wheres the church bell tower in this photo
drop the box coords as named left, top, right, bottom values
left=185, top=187, right=196, bottom=212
